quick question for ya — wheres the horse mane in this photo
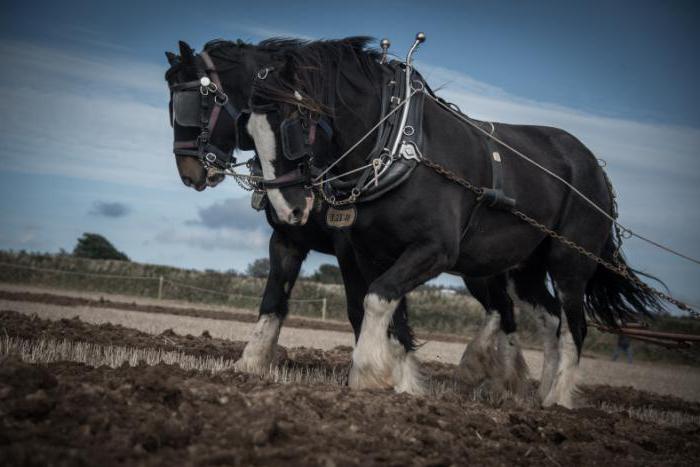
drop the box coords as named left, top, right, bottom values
left=251, top=36, right=382, bottom=114
left=165, top=37, right=311, bottom=81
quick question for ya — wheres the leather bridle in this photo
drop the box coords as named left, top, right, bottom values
left=250, top=78, right=334, bottom=191
left=169, top=51, right=252, bottom=170
left=169, top=51, right=331, bottom=192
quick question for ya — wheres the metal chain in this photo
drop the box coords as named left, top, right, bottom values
left=316, top=185, right=359, bottom=206
left=232, top=173, right=256, bottom=191
left=419, top=157, right=485, bottom=198
left=418, top=155, right=699, bottom=319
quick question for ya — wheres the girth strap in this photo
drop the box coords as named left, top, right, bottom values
left=479, top=138, right=516, bottom=210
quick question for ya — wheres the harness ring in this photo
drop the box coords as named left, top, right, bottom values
left=410, top=80, right=425, bottom=92
left=403, top=125, right=415, bottom=136
left=257, top=68, right=270, bottom=80
left=205, top=153, right=217, bottom=163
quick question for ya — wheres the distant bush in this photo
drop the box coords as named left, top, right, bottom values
left=312, top=264, right=343, bottom=284
left=246, top=258, right=270, bottom=278
left=73, top=233, right=129, bottom=261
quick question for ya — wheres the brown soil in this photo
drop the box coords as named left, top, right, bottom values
left=1, top=310, right=700, bottom=466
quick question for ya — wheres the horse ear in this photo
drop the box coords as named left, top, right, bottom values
left=178, top=41, right=194, bottom=62
left=165, top=51, right=179, bottom=65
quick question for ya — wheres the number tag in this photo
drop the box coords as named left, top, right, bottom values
left=251, top=191, right=267, bottom=211
left=326, top=206, right=357, bottom=228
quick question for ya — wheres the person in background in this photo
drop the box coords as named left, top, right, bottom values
left=612, top=333, right=633, bottom=363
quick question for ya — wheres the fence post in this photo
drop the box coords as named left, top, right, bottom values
left=321, top=297, right=327, bottom=321
left=158, top=276, right=164, bottom=300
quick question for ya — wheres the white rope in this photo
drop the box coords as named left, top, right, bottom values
left=312, top=162, right=374, bottom=186
left=425, top=92, right=700, bottom=267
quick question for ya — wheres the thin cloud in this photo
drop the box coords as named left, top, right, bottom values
left=0, top=40, right=164, bottom=95
left=232, top=24, right=315, bottom=41
left=187, top=197, right=268, bottom=231
left=154, top=226, right=270, bottom=252
left=0, top=39, right=188, bottom=191
left=89, top=201, right=130, bottom=218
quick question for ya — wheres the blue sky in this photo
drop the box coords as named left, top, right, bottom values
left=1, top=0, right=699, bottom=309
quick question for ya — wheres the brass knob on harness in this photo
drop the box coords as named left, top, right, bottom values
left=380, top=38, right=391, bottom=64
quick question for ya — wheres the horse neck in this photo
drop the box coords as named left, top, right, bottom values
left=421, top=98, right=493, bottom=186
left=217, top=48, right=271, bottom=107
left=327, top=61, right=384, bottom=174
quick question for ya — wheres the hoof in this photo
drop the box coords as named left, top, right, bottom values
left=541, top=391, right=574, bottom=409
left=456, top=342, right=495, bottom=390
left=393, top=352, right=426, bottom=395
left=348, top=363, right=392, bottom=390
left=233, top=355, right=272, bottom=375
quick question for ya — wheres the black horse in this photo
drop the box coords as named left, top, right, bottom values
left=247, top=36, right=662, bottom=407
left=165, top=40, right=427, bottom=391
left=165, top=39, right=533, bottom=395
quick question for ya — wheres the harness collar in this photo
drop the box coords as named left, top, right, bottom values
left=317, top=61, right=427, bottom=204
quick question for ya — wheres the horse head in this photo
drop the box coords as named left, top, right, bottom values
left=247, top=37, right=381, bottom=225
left=164, top=39, right=272, bottom=191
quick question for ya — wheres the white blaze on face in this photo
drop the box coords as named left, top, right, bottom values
left=247, top=112, right=295, bottom=222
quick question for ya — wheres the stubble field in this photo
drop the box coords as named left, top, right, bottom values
left=1, top=287, right=700, bottom=465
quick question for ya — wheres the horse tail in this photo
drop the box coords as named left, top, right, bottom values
left=583, top=231, right=665, bottom=326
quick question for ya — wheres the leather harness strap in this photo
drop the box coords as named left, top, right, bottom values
left=480, top=138, right=516, bottom=211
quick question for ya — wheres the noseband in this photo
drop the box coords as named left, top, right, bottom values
left=170, top=51, right=254, bottom=170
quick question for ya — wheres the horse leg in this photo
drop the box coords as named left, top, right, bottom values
left=456, top=278, right=500, bottom=388
left=387, top=297, right=421, bottom=393
left=335, top=237, right=369, bottom=342
left=458, top=276, right=529, bottom=395
left=349, top=243, right=455, bottom=394
left=235, top=230, right=308, bottom=373
left=507, top=263, right=561, bottom=401
left=336, top=238, right=414, bottom=355
left=490, top=278, right=529, bottom=396
left=542, top=254, right=594, bottom=408
left=536, top=309, right=560, bottom=401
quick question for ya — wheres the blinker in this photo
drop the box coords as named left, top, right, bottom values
left=172, top=90, right=203, bottom=127
left=251, top=190, right=268, bottom=211
left=280, top=116, right=311, bottom=161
